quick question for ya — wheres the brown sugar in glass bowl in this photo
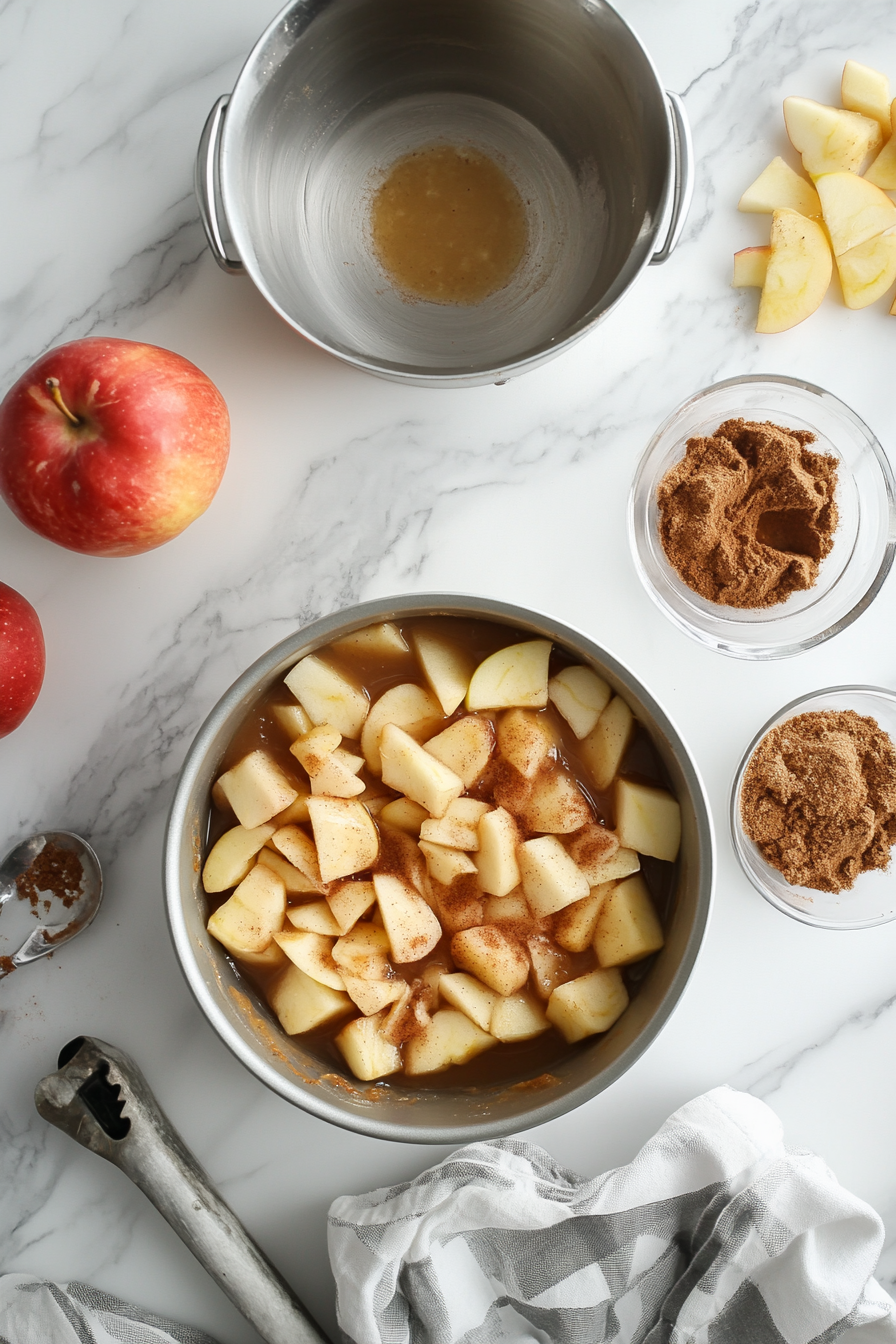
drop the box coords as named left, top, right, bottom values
left=629, top=376, right=896, bottom=660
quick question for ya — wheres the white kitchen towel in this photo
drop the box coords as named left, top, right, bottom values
left=328, top=1086, right=896, bottom=1344
left=0, top=1275, right=218, bottom=1344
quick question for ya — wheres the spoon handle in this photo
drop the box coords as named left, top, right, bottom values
left=35, top=1036, right=331, bottom=1344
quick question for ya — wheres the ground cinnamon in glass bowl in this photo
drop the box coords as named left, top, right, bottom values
left=629, top=376, right=896, bottom=660
left=731, top=687, right=896, bottom=929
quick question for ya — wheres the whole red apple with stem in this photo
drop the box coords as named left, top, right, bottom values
left=0, top=337, right=230, bottom=556
left=0, top=582, right=45, bottom=737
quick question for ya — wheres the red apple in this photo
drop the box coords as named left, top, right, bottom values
left=0, top=582, right=45, bottom=737
left=0, top=337, right=230, bottom=556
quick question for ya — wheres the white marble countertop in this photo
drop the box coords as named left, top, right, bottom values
left=3, top=1, right=896, bottom=1339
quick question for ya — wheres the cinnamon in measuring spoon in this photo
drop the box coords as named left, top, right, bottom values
left=16, top=841, right=84, bottom=911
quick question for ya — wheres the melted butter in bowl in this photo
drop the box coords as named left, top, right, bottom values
left=370, top=144, right=528, bottom=305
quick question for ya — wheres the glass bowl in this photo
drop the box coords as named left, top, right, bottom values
left=629, top=375, right=896, bottom=660
left=731, top=686, right=896, bottom=929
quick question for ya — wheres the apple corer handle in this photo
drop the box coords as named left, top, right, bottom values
left=650, top=91, right=695, bottom=265
left=196, top=94, right=245, bottom=274
left=34, top=1035, right=331, bottom=1344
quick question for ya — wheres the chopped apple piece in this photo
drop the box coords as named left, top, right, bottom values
left=420, top=798, right=490, bottom=850
left=837, top=230, right=896, bottom=308
left=273, top=929, right=346, bottom=990
left=553, top=882, right=616, bottom=952
left=466, top=640, right=552, bottom=710
left=841, top=60, right=890, bottom=129
left=202, top=822, right=276, bottom=893
left=865, top=101, right=896, bottom=189
left=326, top=879, right=377, bottom=934
left=490, top=991, right=550, bottom=1042
left=423, top=715, right=495, bottom=788
left=271, top=824, right=324, bottom=891
left=257, top=848, right=319, bottom=896
left=419, top=840, right=479, bottom=886
left=361, top=683, right=444, bottom=775
left=284, top=654, right=369, bottom=739
left=306, top=796, right=379, bottom=882
left=522, top=767, right=593, bottom=834
left=342, top=975, right=406, bottom=1016
left=237, top=941, right=289, bottom=971
left=335, top=1010, right=402, bottom=1080
left=269, top=964, right=352, bottom=1036
left=373, top=872, right=442, bottom=963
left=411, top=629, right=475, bottom=714
left=593, top=874, right=665, bottom=968
left=380, top=723, right=464, bottom=818
left=207, top=863, right=287, bottom=956
left=211, top=778, right=231, bottom=814
left=376, top=826, right=430, bottom=897
left=404, top=1009, right=496, bottom=1075
left=614, top=779, right=681, bottom=862
left=564, top=823, right=619, bottom=881
left=482, top=890, right=530, bottom=923
left=496, top=709, right=554, bottom=779
left=782, top=97, right=882, bottom=177
left=473, top=807, right=521, bottom=897
left=546, top=967, right=629, bottom=1043
left=271, top=791, right=311, bottom=826
left=380, top=982, right=433, bottom=1045
left=737, top=157, right=822, bottom=219
left=289, top=724, right=342, bottom=772
left=815, top=171, right=896, bottom=255
left=331, top=622, right=409, bottom=658
left=451, top=925, right=529, bottom=996
left=759, top=207, right=833, bottom=333
left=271, top=702, right=313, bottom=741
left=548, top=665, right=611, bottom=739
left=216, top=750, right=300, bottom=829
left=581, top=695, right=634, bottom=791
left=526, top=934, right=572, bottom=1000
left=285, top=900, right=342, bottom=936
left=517, top=835, right=590, bottom=917
left=307, top=753, right=367, bottom=799
left=331, top=921, right=392, bottom=979
left=378, top=797, right=429, bottom=836
left=733, top=246, right=771, bottom=288
left=438, top=972, right=498, bottom=1031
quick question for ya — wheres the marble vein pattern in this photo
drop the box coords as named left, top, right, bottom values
left=3, top=0, right=896, bottom=1341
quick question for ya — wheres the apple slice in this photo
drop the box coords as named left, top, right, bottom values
left=841, top=60, right=891, bottom=129
left=756, top=208, right=833, bottom=334
left=733, top=246, right=771, bottom=288
left=438, top=971, right=499, bottom=1031
left=419, top=797, right=490, bottom=850
left=475, top=807, right=521, bottom=897
left=418, top=840, right=479, bottom=886
left=430, top=874, right=483, bottom=935
left=335, top=1010, right=402, bottom=1080
left=411, top=629, right=475, bottom=714
left=284, top=654, right=369, bottom=739
left=378, top=797, right=429, bottom=836
left=307, top=753, right=367, bottom=799
left=331, top=921, right=392, bottom=979
left=525, top=934, right=571, bottom=1000
left=592, top=874, right=664, bottom=968
left=380, top=982, right=433, bottom=1046
left=268, top=964, right=352, bottom=1036
left=306, top=796, right=379, bottom=882
left=342, top=975, right=406, bottom=1017
left=782, top=97, right=882, bottom=176
left=372, top=872, right=442, bottom=963
left=517, top=835, right=590, bottom=917
left=202, top=822, right=276, bottom=893
left=423, top=715, right=495, bottom=788
left=361, top=683, right=444, bottom=774
left=496, top=709, right=555, bottom=779
left=216, top=750, right=300, bottom=829
left=207, top=862, right=287, bottom=957
left=490, top=991, right=550, bottom=1042
left=285, top=900, right=341, bottom=936
left=864, top=100, right=896, bottom=189
left=289, top=724, right=342, bottom=772
left=614, top=779, right=681, bottom=862
left=737, top=156, right=822, bottom=219
left=257, top=848, right=319, bottom=896
left=237, top=941, right=289, bottom=971
left=326, top=878, right=377, bottom=934
left=837, top=230, right=896, bottom=308
left=581, top=695, right=634, bottom=791
left=546, top=967, right=629, bottom=1043
left=271, top=792, right=311, bottom=826
left=482, top=890, right=530, bottom=923
left=271, top=702, right=313, bottom=742
left=563, top=823, right=619, bottom=880
left=814, top=171, right=896, bottom=256
left=271, top=824, right=325, bottom=891
left=404, top=1009, right=496, bottom=1075
left=553, top=882, right=615, bottom=953
left=522, top=767, right=593, bottom=834
left=451, top=925, right=529, bottom=996
left=331, top=622, right=409, bottom=658
left=273, top=929, right=346, bottom=990
left=547, top=665, right=612, bottom=740
left=466, top=640, right=552, bottom=710
left=379, top=722, right=465, bottom=818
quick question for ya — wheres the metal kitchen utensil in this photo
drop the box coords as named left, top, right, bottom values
left=35, top=1035, right=330, bottom=1344
left=0, top=831, right=102, bottom=979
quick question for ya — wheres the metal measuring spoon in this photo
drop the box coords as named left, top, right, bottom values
left=0, top=831, right=102, bottom=978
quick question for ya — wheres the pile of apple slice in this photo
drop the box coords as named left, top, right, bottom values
left=202, top=621, right=681, bottom=1082
left=735, top=60, right=896, bottom=331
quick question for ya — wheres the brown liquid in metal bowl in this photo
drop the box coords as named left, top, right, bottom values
left=370, top=144, right=528, bottom=305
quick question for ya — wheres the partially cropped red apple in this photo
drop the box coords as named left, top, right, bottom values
left=0, top=582, right=45, bottom=737
left=0, top=337, right=230, bottom=556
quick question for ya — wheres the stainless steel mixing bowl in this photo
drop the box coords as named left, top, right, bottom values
left=196, top=0, right=692, bottom=387
left=164, top=594, right=713, bottom=1143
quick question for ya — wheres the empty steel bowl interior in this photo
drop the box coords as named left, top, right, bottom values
left=164, top=594, right=714, bottom=1144
left=200, top=0, right=689, bottom=386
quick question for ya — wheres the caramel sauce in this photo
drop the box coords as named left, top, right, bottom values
left=207, top=616, right=678, bottom=1092
left=370, top=145, right=528, bottom=305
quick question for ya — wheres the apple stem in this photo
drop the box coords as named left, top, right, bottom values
left=45, top=377, right=81, bottom=427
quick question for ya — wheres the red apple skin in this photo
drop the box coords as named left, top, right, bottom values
left=0, top=337, right=230, bottom=557
left=0, top=582, right=45, bottom=737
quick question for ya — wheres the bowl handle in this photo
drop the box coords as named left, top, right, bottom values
left=650, top=92, right=694, bottom=266
left=195, top=95, right=245, bottom=274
